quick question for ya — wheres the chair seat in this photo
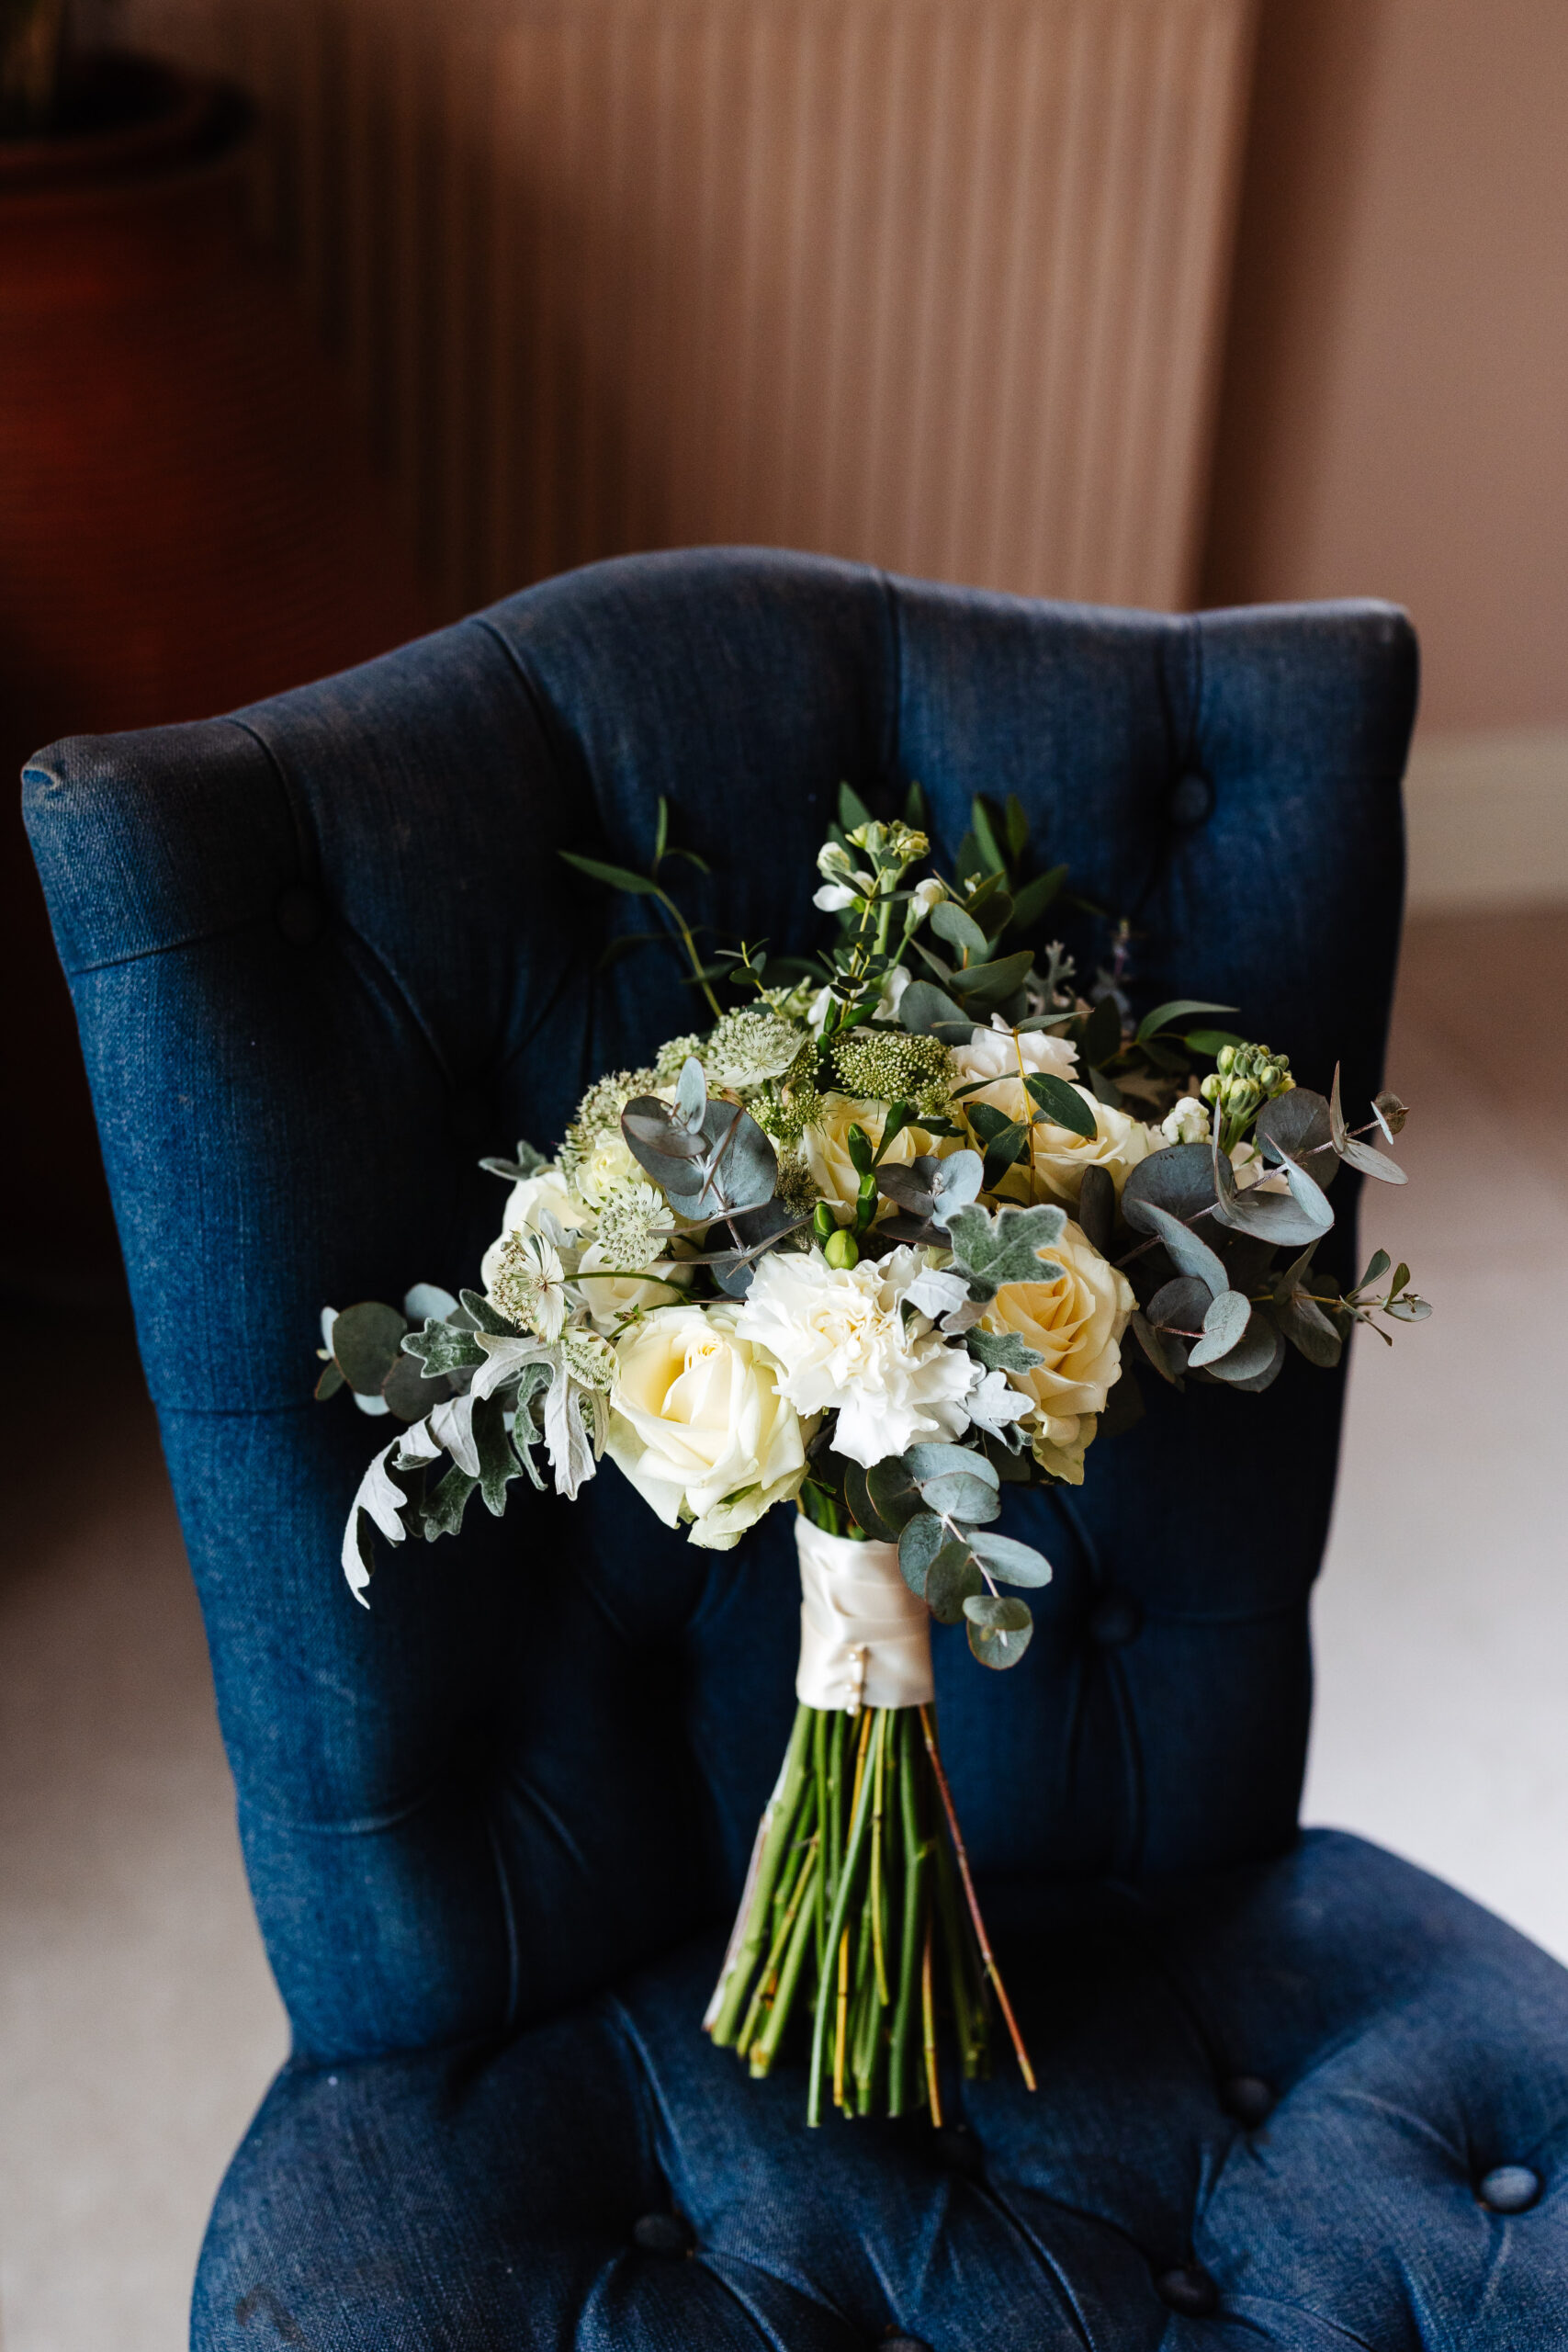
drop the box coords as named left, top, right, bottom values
left=194, top=1830, right=1568, bottom=2349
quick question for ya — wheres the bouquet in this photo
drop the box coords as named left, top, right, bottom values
left=320, top=788, right=1428, bottom=2125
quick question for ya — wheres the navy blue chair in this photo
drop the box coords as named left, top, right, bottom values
left=26, top=549, right=1568, bottom=2347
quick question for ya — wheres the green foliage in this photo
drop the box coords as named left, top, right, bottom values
left=331, top=1302, right=408, bottom=1395
left=940, top=1200, right=1067, bottom=1301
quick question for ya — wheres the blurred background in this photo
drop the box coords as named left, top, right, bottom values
left=4, top=2, right=1565, bottom=2344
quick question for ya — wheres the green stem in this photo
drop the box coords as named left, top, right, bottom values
left=888, top=1713, right=927, bottom=2117
left=812, top=1706, right=829, bottom=1980
left=870, top=1709, right=890, bottom=2006
left=707, top=1703, right=813, bottom=2045
left=745, top=1837, right=819, bottom=2073
left=736, top=1805, right=818, bottom=2059
left=808, top=1712, right=880, bottom=2127
left=651, top=881, right=723, bottom=1020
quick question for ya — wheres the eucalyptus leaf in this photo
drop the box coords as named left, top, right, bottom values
left=905, top=1442, right=999, bottom=1487
left=1129, top=1201, right=1228, bottom=1299
left=964, top=1593, right=1033, bottom=1668
left=314, top=1360, right=344, bottom=1401
left=1373, top=1090, right=1409, bottom=1135
left=1130, top=1309, right=1186, bottom=1385
left=918, top=1472, right=1001, bottom=1524
left=381, top=1352, right=450, bottom=1422
left=1255, top=1088, right=1335, bottom=1170
left=1024, top=1072, right=1098, bottom=1139
left=676, top=1054, right=707, bottom=1127
left=1077, top=1163, right=1115, bottom=1257
left=926, top=1544, right=984, bottom=1624
left=968, top=1532, right=1052, bottom=1588
left=1276, top=1291, right=1344, bottom=1366
left=847, top=1462, right=898, bottom=1543
left=1122, top=1142, right=1218, bottom=1227
left=333, top=1301, right=409, bottom=1396
left=1145, top=1275, right=1213, bottom=1335
left=1338, top=1136, right=1407, bottom=1184
left=1383, top=1295, right=1433, bottom=1322
left=1187, top=1287, right=1253, bottom=1369
left=1203, top=1308, right=1283, bottom=1385
left=897, top=1511, right=947, bottom=1596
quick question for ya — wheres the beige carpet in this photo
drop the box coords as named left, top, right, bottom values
left=3, top=910, right=1564, bottom=2351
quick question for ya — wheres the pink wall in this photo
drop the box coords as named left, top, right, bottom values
left=1203, top=0, right=1568, bottom=733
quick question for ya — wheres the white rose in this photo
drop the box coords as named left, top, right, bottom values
left=735, top=1244, right=976, bottom=1469
left=575, top=1240, right=693, bottom=1334
left=798, top=1093, right=936, bottom=1227
left=979, top=1218, right=1134, bottom=1483
left=605, top=1303, right=807, bottom=1550
left=479, top=1166, right=592, bottom=1294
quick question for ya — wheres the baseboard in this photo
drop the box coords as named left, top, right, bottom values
left=1404, top=724, right=1568, bottom=913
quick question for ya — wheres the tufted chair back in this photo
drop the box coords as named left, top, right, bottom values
left=24, top=550, right=1416, bottom=2073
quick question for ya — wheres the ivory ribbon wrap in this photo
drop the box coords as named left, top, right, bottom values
left=795, top=1517, right=934, bottom=1713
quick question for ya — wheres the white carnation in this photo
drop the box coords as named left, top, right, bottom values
left=1161, top=1095, right=1211, bottom=1146
left=734, top=1244, right=976, bottom=1469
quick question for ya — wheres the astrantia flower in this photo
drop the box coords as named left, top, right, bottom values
left=486, top=1228, right=570, bottom=1340
left=735, top=1245, right=976, bottom=1468
left=703, top=1006, right=810, bottom=1090
left=592, top=1180, right=668, bottom=1270
left=561, top=1067, right=656, bottom=1185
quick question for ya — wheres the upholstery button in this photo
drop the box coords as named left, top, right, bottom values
left=1169, top=771, right=1213, bottom=830
left=1479, top=2165, right=1541, bottom=2214
left=275, top=881, right=324, bottom=944
left=931, top=2125, right=983, bottom=2177
left=632, top=2211, right=694, bottom=2254
left=1156, top=2266, right=1218, bottom=2316
left=1221, top=2075, right=1275, bottom=2129
left=1089, top=1590, right=1143, bottom=1646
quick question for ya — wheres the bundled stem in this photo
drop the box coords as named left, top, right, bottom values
left=708, top=1700, right=1033, bottom=2123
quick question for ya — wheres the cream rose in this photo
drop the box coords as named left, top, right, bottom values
left=798, top=1093, right=937, bottom=1227
left=605, top=1304, right=807, bottom=1550
left=993, top=1090, right=1158, bottom=1208
left=979, top=1218, right=1134, bottom=1482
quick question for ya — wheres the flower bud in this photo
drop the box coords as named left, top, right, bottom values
left=911, top=876, right=946, bottom=917
left=823, top=1227, right=860, bottom=1270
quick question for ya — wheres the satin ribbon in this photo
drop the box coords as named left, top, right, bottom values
left=795, top=1516, right=934, bottom=1713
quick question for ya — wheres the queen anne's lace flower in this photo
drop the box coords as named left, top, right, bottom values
left=735, top=1245, right=976, bottom=1468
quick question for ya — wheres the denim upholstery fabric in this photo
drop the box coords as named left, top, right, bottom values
left=24, top=549, right=1568, bottom=2346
